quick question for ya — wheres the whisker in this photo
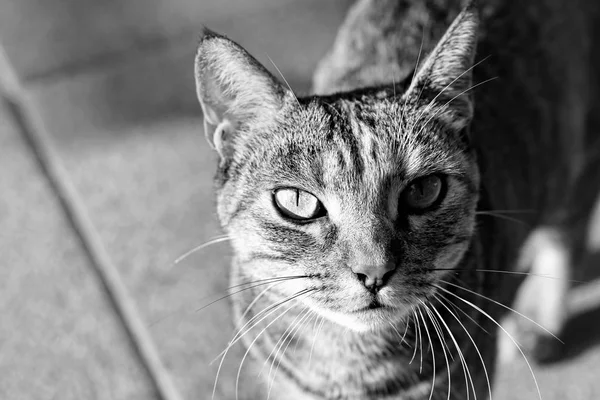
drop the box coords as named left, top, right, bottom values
left=213, top=288, right=314, bottom=399
left=269, top=308, right=315, bottom=399
left=196, top=275, right=309, bottom=314
left=430, top=306, right=454, bottom=364
left=410, top=309, right=420, bottom=365
left=173, top=235, right=230, bottom=266
left=148, top=276, right=301, bottom=329
left=389, top=321, right=411, bottom=348
left=401, top=315, right=412, bottom=347
left=417, top=308, right=436, bottom=400
left=418, top=309, right=424, bottom=373
left=402, top=23, right=427, bottom=114
left=225, top=275, right=310, bottom=293
left=437, top=268, right=583, bottom=283
left=416, top=77, right=498, bottom=138
left=233, top=291, right=314, bottom=400
left=261, top=305, right=310, bottom=379
left=421, top=301, right=451, bottom=400
left=440, top=279, right=564, bottom=344
left=434, top=284, right=543, bottom=400
left=425, top=302, right=454, bottom=361
left=212, top=286, right=313, bottom=365
left=417, top=55, right=491, bottom=121
left=231, top=303, right=296, bottom=400
left=202, top=279, right=311, bottom=363
left=266, top=54, right=300, bottom=106
left=236, top=282, right=282, bottom=326
left=295, top=312, right=318, bottom=354
left=434, top=289, right=490, bottom=335
left=283, top=307, right=315, bottom=358
left=431, top=293, right=481, bottom=400
left=475, top=211, right=530, bottom=227
left=410, top=24, right=432, bottom=114
left=308, top=315, right=326, bottom=367
left=212, top=288, right=311, bottom=368
left=265, top=307, right=305, bottom=398
left=477, top=209, right=536, bottom=214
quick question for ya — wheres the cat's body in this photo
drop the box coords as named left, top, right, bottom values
left=314, top=0, right=600, bottom=364
left=195, top=0, right=600, bottom=398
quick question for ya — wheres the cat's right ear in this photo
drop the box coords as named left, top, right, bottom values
left=195, top=29, right=290, bottom=159
left=404, top=1, right=479, bottom=131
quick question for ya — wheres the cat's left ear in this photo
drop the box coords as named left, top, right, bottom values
left=195, top=29, right=291, bottom=159
left=405, top=1, right=479, bottom=130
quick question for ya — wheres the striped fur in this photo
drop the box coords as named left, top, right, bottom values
left=195, top=0, right=600, bottom=398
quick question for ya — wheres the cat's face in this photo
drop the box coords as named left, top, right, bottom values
left=195, top=6, right=480, bottom=331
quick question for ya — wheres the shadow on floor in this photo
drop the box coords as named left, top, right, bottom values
left=559, top=304, right=600, bottom=362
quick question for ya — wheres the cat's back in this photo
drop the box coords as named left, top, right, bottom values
left=474, top=0, right=597, bottom=213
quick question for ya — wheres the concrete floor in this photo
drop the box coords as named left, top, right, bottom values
left=1, top=1, right=599, bottom=399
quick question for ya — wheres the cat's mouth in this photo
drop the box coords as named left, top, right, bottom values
left=367, top=298, right=383, bottom=310
left=353, top=296, right=387, bottom=312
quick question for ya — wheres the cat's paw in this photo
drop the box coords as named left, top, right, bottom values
left=498, top=226, right=570, bottom=364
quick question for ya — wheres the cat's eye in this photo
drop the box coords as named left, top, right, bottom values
left=401, top=175, right=445, bottom=212
left=273, top=188, right=324, bottom=220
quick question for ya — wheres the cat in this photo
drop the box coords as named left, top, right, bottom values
left=194, top=0, right=600, bottom=398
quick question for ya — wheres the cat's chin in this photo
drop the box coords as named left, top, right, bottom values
left=313, top=304, right=407, bottom=333
left=352, top=307, right=409, bottom=333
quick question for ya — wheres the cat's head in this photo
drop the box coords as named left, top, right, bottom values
left=195, top=4, right=480, bottom=332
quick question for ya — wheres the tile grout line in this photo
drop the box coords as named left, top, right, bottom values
left=0, top=45, right=185, bottom=400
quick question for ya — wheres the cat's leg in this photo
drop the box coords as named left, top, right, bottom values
left=498, top=226, right=571, bottom=364
left=499, top=136, right=600, bottom=364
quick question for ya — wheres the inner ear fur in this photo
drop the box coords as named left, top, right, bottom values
left=405, top=1, right=479, bottom=130
left=195, top=29, right=291, bottom=158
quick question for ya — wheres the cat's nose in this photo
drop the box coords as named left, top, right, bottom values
left=352, top=261, right=396, bottom=291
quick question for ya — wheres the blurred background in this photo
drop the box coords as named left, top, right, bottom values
left=0, top=0, right=599, bottom=399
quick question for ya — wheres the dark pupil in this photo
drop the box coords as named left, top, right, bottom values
left=409, top=177, right=439, bottom=207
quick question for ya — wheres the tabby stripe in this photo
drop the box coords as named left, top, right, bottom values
left=326, top=101, right=365, bottom=181
left=248, top=251, right=298, bottom=264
